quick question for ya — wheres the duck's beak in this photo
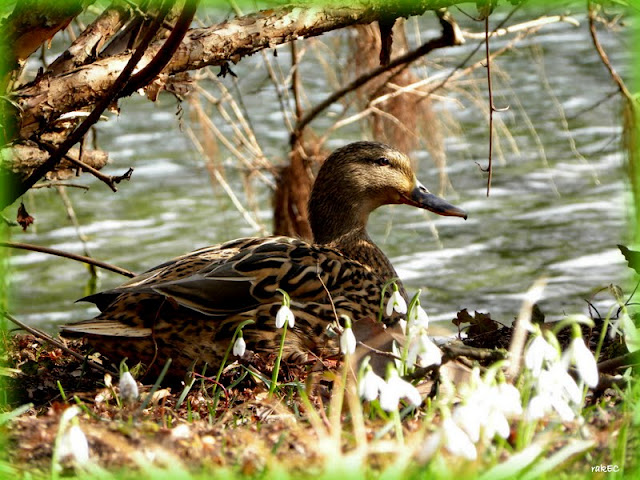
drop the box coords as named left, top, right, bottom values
left=402, top=179, right=467, bottom=219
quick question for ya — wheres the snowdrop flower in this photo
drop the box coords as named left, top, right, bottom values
left=524, top=334, right=558, bottom=377
left=386, top=286, right=407, bottom=316
left=414, top=333, right=442, bottom=368
left=442, top=417, right=477, bottom=460
left=359, top=367, right=386, bottom=402
left=340, top=325, right=356, bottom=355
left=526, top=361, right=581, bottom=422
left=526, top=391, right=575, bottom=422
left=564, top=337, right=598, bottom=388
left=275, top=304, right=295, bottom=328
left=398, top=319, right=407, bottom=335
left=453, top=404, right=482, bottom=443
left=408, top=304, right=430, bottom=330
left=233, top=335, right=246, bottom=357
left=119, top=371, right=139, bottom=403
left=379, top=367, right=422, bottom=411
left=58, top=424, right=90, bottom=465
left=60, top=406, right=81, bottom=425
left=496, top=382, right=523, bottom=416
left=452, top=371, right=522, bottom=442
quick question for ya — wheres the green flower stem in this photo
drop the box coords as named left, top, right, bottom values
left=550, top=314, right=594, bottom=336
left=269, top=321, right=288, bottom=397
left=594, top=304, right=619, bottom=363
left=392, top=408, right=404, bottom=444
left=400, top=291, right=422, bottom=374
left=212, top=319, right=255, bottom=398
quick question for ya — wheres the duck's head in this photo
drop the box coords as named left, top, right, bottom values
left=309, top=141, right=467, bottom=244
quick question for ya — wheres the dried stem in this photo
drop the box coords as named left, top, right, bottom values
left=0, top=309, right=116, bottom=375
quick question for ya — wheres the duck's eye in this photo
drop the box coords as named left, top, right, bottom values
left=376, top=157, right=391, bottom=167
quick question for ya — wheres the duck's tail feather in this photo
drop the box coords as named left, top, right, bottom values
left=60, top=319, right=152, bottom=338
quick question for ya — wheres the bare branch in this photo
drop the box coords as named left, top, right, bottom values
left=0, top=241, right=136, bottom=277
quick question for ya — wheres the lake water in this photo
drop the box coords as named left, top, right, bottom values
left=4, top=5, right=631, bottom=332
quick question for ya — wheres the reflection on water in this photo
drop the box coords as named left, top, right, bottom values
left=6, top=7, right=629, bottom=331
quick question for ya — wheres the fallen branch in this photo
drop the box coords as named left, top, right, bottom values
left=597, top=350, right=640, bottom=374
left=0, top=241, right=136, bottom=278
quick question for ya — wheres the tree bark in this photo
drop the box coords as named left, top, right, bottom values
left=1, top=144, right=108, bottom=182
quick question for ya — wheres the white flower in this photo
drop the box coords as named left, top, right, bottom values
left=398, top=319, right=407, bottom=335
left=453, top=376, right=522, bottom=442
left=442, top=417, right=477, bottom=460
left=60, top=406, right=81, bottom=424
left=546, top=362, right=582, bottom=404
left=119, top=371, right=139, bottom=403
left=484, top=408, right=511, bottom=440
left=496, top=383, right=523, bottom=416
left=386, top=289, right=407, bottom=316
left=453, top=404, right=482, bottom=443
left=379, top=368, right=421, bottom=411
left=524, top=335, right=558, bottom=377
left=565, top=337, right=598, bottom=388
left=233, top=336, right=246, bottom=357
left=526, top=391, right=575, bottom=422
left=409, top=305, right=430, bottom=330
left=58, top=424, right=90, bottom=465
left=415, top=333, right=443, bottom=368
left=340, top=327, right=357, bottom=355
left=275, top=304, right=295, bottom=328
left=359, top=368, right=386, bottom=401
left=526, top=361, right=581, bottom=422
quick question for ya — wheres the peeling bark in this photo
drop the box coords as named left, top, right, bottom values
left=1, top=144, right=109, bottom=182
left=47, top=1, right=133, bottom=76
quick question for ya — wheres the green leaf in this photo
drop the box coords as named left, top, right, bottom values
left=617, top=244, right=640, bottom=275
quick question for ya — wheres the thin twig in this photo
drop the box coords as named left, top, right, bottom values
left=185, top=126, right=266, bottom=234
left=587, top=1, right=634, bottom=103
left=291, top=10, right=464, bottom=146
left=480, top=14, right=510, bottom=197
left=32, top=183, right=90, bottom=190
left=121, top=0, right=199, bottom=96
left=462, top=14, right=579, bottom=39
left=0, top=309, right=115, bottom=375
left=0, top=241, right=136, bottom=277
left=56, top=185, right=97, bottom=278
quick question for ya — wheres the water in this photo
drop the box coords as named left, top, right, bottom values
left=4, top=5, right=630, bottom=331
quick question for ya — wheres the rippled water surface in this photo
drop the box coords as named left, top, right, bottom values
left=5, top=6, right=631, bottom=331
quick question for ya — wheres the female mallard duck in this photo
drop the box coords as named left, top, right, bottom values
left=62, top=142, right=466, bottom=375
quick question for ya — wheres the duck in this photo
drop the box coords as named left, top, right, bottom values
left=61, top=141, right=467, bottom=376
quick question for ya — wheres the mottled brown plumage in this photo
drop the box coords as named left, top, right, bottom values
left=61, top=142, right=466, bottom=375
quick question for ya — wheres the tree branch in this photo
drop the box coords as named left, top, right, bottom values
left=13, top=1, right=459, bottom=142
left=1, top=1, right=172, bottom=209
left=0, top=241, right=136, bottom=277
left=47, top=0, right=134, bottom=75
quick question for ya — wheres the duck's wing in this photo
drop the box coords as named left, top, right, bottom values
left=79, top=236, right=366, bottom=317
left=78, top=237, right=261, bottom=311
